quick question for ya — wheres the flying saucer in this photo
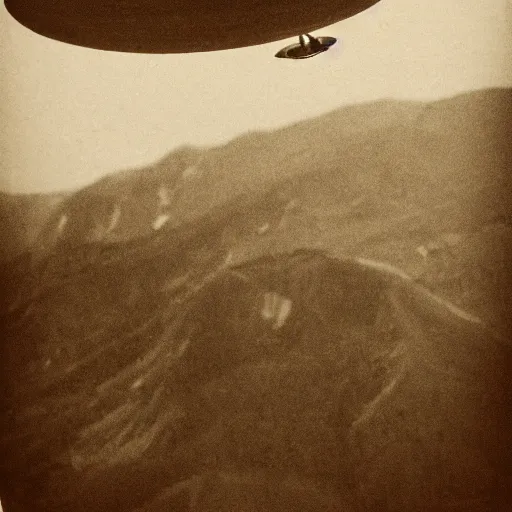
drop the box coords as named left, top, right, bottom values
left=3, top=0, right=381, bottom=54
left=275, top=34, right=337, bottom=59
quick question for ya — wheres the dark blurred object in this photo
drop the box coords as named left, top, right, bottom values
left=4, top=0, right=380, bottom=53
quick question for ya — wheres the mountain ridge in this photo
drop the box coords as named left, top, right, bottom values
left=3, top=87, right=511, bottom=330
left=28, top=87, right=512, bottom=251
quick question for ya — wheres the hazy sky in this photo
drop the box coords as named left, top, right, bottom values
left=1, top=0, right=511, bottom=193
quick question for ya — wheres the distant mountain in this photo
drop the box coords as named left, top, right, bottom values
left=1, top=88, right=511, bottom=512
left=29, top=87, right=512, bottom=330
left=33, top=89, right=509, bottom=246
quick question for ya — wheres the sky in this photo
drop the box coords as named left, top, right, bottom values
left=1, top=0, right=511, bottom=194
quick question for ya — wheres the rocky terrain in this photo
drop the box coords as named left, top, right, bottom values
left=1, top=87, right=511, bottom=511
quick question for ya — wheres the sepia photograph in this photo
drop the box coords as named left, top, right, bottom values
left=1, top=0, right=511, bottom=510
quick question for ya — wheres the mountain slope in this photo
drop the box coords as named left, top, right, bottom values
left=35, top=88, right=511, bottom=249
left=1, top=87, right=511, bottom=511
left=23, top=88, right=510, bottom=331
left=1, top=242, right=510, bottom=511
